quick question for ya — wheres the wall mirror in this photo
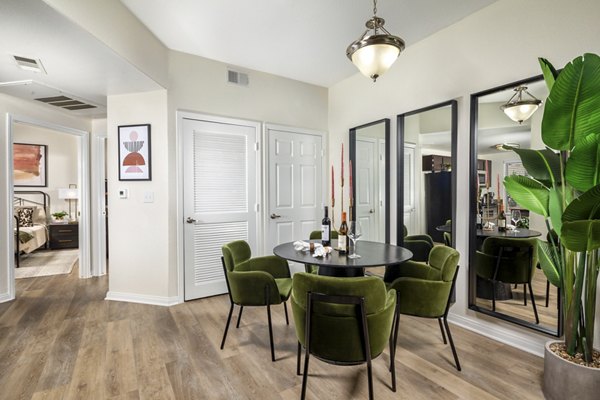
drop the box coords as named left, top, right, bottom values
left=349, top=119, right=390, bottom=243
left=469, top=76, right=562, bottom=336
left=397, top=101, right=457, bottom=259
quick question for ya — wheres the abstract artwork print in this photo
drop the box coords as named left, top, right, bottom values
left=118, top=124, right=151, bottom=181
left=13, top=143, right=47, bottom=187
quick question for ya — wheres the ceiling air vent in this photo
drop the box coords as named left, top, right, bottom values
left=227, top=69, right=249, bottom=86
left=13, top=55, right=46, bottom=74
left=35, top=95, right=97, bottom=111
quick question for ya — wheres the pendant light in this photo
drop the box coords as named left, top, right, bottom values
left=346, top=0, right=405, bottom=82
left=500, top=86, right=542, bottom=124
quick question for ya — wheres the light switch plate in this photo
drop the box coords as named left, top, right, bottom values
left=143, top=191, right=154, bottom=203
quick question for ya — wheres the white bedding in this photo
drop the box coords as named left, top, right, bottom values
left=17, top=224, right=47, bottom=253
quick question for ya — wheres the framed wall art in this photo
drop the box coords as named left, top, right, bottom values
left=13, top=143, right=47, bottom=187
left=118, top=124, right=151, bottom=181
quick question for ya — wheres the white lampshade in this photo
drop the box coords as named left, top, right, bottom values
left=58, top=188, right=79, bottom=200
left=500, top=86, right=542, bottom=124
left=351, top=41, right=400, bottom=81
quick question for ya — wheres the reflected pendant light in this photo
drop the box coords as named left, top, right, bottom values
left=346, top=0, right=405, bottom=82
left=500, top=86, right=542, bottom=124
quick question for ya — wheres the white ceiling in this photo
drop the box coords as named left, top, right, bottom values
left=121, top=0, right=497, bottom=87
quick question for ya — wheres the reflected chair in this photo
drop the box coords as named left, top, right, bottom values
left=221, top=240, right=292, bottom=361
left=291, top=272, right=398, bottom=400
left=307, top=230, right=339, bottom=274
left=443, top=220, right=452, bottom=247
left=475, top=237, right=539, bottom=324
left=385, top=246, right=461, bottom=371
left=403, top=225, right=434, bottom=262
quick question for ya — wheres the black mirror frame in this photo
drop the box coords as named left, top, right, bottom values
left=349, top=118, right=390, bottom=244
left=468, top=74, right=563, bottom=337
left=396, top=100, right=457, bottom=248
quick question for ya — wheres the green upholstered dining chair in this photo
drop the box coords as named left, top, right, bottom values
left=221, top=240, right=292, bottom=361
left=475, top=237, right=539, bottom=324
left=385, top=245, right=461, bottom=371
left=291, top=272, right=399, bottom=400
left=402, top=225, right=434, bottom=262
left=306, top=230, right=339, bottom=274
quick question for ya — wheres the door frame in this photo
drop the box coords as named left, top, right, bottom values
left=263, top=123, right=326, bottom=255
left=176, top=111, right=262, bottom=303
left=3, top=114, right=91, bottom=300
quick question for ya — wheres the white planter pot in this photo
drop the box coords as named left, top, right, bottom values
left=543, top=340, right=600, bottom=400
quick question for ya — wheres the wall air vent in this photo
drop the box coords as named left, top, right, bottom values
left=13, top=55, right=46, bottom=74
left=227, top=69, right=249, bottom=86
left=35, top=95, right=97, bottom=111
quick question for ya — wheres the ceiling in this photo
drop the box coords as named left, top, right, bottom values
left=121, top=0, right=497, bottom=87
left=0, top=0, right=497, bottom=119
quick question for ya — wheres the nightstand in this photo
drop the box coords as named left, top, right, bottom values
left=49, top=222, right=79, bottom=249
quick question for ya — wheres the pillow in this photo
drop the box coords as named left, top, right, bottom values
left=17, top=207, right=34, bottom=227
left=33, top=207, right=47, bottom=224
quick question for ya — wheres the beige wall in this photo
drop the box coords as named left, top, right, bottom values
left=328, top=0, right=600, bottom=353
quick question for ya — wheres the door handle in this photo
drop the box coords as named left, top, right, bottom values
left=270, top=213, right=281, bottom=219
left=369, top=209, right=375, bottom=214
left=186, top=217, right=197, bottom=224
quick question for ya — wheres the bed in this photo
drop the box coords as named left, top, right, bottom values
left=14, top=191, right=50, bottom=268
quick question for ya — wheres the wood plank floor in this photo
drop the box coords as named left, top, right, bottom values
left=0, top=265, right=545, bottom=399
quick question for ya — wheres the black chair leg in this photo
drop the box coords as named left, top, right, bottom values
left=220, top=303, right=234, bottom=349
left=301, top=341, right=311, bottom=400
left=367, top=357, right=374, bottom=400
left=267, top=303, right=275, bottom=361
left=524, top=284, right=527, bottom=306
left=443, top=316, right=461, bottom=371
left=528, top=282, right=539, bottom=324
left=284, top=301, right=289, bottom=325
left=545, top=280, right=550, bottom=307
left=236, top=305, right=244, bottom=328
left=389, top=324, right=397, bottom=392
left=297, top=342, right=302, bottom=376
left=438, top=317, right=447, bottom=344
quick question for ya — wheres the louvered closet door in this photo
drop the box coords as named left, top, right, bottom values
left=183, top=117, right=258, bottom=301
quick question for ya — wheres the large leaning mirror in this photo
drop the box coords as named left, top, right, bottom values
left=349, top=119, right=390, bottom=243
left=469, top=76, right=561, bottom=336
left=397, top=101, right=457, bottom=259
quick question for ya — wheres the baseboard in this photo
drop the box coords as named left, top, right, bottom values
left=448, top=313, right=547, bottom=357
left=0, top=292, right=14, bottom=303
left=105, top=291, right=180, bottom=307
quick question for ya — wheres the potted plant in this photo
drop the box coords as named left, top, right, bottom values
left=503, top=53, right=600, bottom=399
left=51, top=211, right=69, bottom=223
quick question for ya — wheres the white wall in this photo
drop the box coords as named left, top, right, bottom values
left=13, top=124, right=78, bottom=216
left=0, top=93, right=92, bottom=301
left=105, top=90, right=172, bottom=304
left=328, top=0, right=600, bottom=355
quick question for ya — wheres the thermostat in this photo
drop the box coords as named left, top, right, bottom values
left=119, top=189, right=128, bottom=199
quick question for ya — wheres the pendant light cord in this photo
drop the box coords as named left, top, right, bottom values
left=373, top=0, right=378, bottom=16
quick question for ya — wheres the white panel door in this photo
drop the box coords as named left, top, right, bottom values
left=267, top=126, right=322, bottom=256
left=183, top=117, right=258, bottom=301
left=356, top=137, right=378, bottom=241
left=403, top=143, right=417, bottom=235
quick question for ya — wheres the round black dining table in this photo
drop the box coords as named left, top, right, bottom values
left=273, top=240, right=413, bottom=277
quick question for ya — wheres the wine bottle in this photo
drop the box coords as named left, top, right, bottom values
left=338, top=211, right=348, bottom=253
left=498, top=200, right=506, bottom=232
left=321, top=206, right=331, bottom=246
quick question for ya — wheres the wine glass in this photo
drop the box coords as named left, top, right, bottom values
left=348, top=221, right=363, bottom=259
left=512, top=209, right=522, bottom=232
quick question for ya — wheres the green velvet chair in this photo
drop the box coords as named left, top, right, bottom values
left=291, top=272, right=399, bottom=400
left=443, top=220, right=452, bottom=247
left=221, top=240, right=292, bottom=361
left=307, top=230, right=339, bottom=274
left=385, top=246, right=461, bottom=371
left=475, top=237, right=539, bottom=324
left=402, top=225, right=434, bottom=262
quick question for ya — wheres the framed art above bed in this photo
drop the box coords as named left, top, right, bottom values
left=13, top=143, right=47, bottom=187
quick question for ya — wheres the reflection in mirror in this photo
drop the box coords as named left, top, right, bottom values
left=349, top=119, right=390, bottom=243
left=397, top=101, right=457, bottom=262
left=469, top=76, right=561, bottom=336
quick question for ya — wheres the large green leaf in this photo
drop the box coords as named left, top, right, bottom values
left=549, top=187, right=564, bottom=236
left=537, top=240, right=561, bottom=287
left=562, top=183, right=600, bottom=221
left=561, top=220, right=600, bottom=251
left=505, top=147, right=561, bottom=185
left=539, top=57, right=558, bottom=92
left=503, top=175, right=549, bottom=217
left=542, top=53, right=600, bottom=151
left=566, top=133, right=600, bottom=192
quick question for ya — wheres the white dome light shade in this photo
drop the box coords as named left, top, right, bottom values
left=350, top=39, right=401, bottom=81
left=500, top=86, right=542, bottom=124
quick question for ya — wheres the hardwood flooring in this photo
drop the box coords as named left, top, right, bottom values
left=0, top=265, right=545, bottom=399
